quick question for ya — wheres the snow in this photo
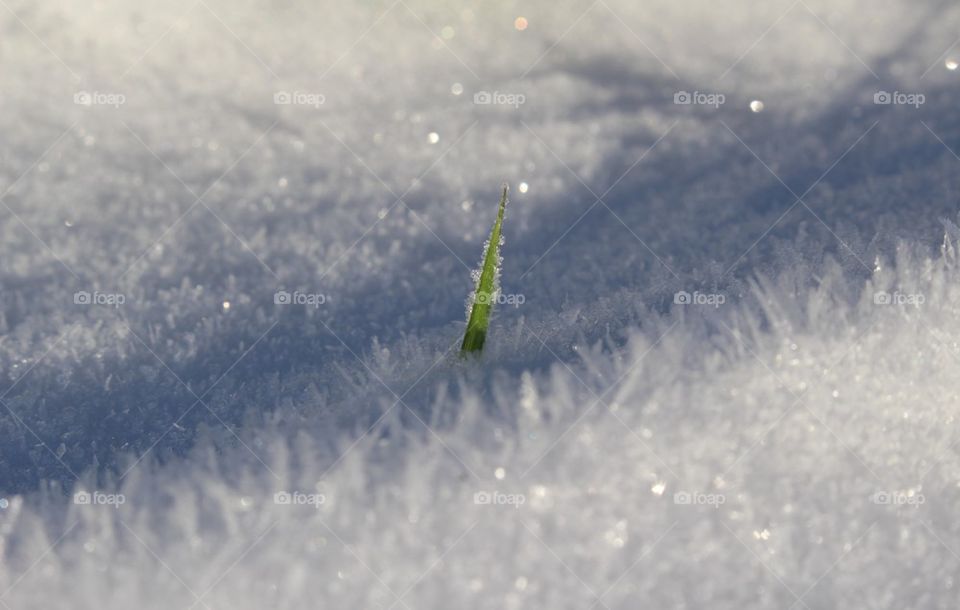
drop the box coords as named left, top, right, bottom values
left=2, top=0, right=960, bottom=607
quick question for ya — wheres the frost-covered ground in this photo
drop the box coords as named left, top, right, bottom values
left=2, top=0, right=960, bottom=607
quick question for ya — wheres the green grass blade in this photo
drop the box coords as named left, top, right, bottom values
left=461, top=184, right=509, bottom=355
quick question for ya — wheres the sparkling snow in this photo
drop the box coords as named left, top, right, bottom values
left=2, top=0, right=960, bottom=608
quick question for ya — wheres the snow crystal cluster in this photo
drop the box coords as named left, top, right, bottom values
left=2, top=0, right=960, bottom=607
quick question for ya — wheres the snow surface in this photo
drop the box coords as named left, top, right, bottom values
left=2, top=0, right=960, bottom=607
